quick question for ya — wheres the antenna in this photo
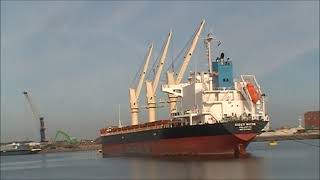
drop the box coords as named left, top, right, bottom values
left=298, top=116, right=302, bottom=128
left=194, top=71, right=197, bottom=112
left=118, top=104, right=122, bottom=128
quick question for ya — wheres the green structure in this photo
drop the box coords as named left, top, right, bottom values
left=53, top=130, right=77, bottom=144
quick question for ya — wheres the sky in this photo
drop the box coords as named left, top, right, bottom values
left=1, top=1, right=319, bottom=142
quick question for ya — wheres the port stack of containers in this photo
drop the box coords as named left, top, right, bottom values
left=304, top=111, right=320, bottom=130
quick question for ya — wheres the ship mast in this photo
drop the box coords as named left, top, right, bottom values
left=146, top=31, right=172, bottom=122
left=205, top=33, right=213, bottom=73
left=129, top=44, right=153, bottom=125
left=166, top=20, right=205, bottom=114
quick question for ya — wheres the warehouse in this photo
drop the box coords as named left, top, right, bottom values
left=304, top=111, right=320, bottom=130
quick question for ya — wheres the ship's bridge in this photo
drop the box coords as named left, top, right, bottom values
left=212, top=53, right=234, bottom=89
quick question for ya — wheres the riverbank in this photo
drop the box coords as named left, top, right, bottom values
left=38, top=132, right=319, bottom=154
left=255, top=130, right=320, bottom=142
left=40, top=144, right=101, bottom=154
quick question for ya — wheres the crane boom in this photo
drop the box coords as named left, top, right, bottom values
left=23, top=91, right=47, bottom=142
left=152, top=31, right=172, bottom=91
left=23, top=92, right=40, bottom=121
left=145, top=31, right=172, bottom=122
left=129, top=44, right=153, bottom=125
left=162, top=20, right=205, bottom=114
left=136, top=43, right=153, bottom=98
left=175, top=20, right=205, bottom=84
left=54, top=130, right=77, bottom=144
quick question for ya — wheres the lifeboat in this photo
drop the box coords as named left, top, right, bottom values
left=246, top=83, right=261, bottom=104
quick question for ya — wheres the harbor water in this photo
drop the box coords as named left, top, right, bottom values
left=1, top=139, right=319, bottom=180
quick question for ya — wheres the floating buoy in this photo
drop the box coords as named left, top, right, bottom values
left=246, top=83, right=261, bottom=104
left=268, top=140, right=278, bottom=146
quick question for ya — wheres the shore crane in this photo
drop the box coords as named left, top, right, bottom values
left=129, top=44, right=153, bottom=125
left=23, top=91, right=47, bottom=142
left=145, top=31, right=172, bottom=122
left=162, top=20, right=205, bottom=114
left=53, top=130, right=77, bottom=144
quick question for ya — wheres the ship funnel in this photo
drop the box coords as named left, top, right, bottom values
left=220, top=52, right=224, bottom=60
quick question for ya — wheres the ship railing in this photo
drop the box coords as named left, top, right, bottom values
left=240, top=75, right=262, bottom=94
left=103, top=125, right=162, bottom=136
left=100, top=120, right=171, bottom=136
left=211, top=87, right=235, bottom=91
left=220, top=115, right=264, bottom=122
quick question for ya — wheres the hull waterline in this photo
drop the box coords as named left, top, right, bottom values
left=101, top=120, right=267, bottom=157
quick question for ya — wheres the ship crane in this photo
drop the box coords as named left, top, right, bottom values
left=129, top=44, right=153, bottom=125
left=162, top=20, right=205, bottom=114
left=23, top=91, right=47, bottom=142
left=145, top=31, right=172, bottom=122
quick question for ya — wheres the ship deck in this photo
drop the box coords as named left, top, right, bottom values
left=100, top=120, right=174, bottom=136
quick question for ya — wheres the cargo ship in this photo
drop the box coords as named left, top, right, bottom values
left=100, top=20, right=269, bottom=157
left=0, top=142, right=41, bottom=156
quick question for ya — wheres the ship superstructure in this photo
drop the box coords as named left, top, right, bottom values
left=162, top=38, right=268, bottom=127
left=100, top=20, right=268, bottom=157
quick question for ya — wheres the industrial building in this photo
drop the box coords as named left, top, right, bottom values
left=304, top=111, right=320, bottom=130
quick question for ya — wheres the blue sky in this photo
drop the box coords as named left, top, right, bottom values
left=1, top=1, right=319, bottom=142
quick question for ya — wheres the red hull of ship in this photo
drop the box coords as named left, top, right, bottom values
left=102, top=133, right=256, bottom=157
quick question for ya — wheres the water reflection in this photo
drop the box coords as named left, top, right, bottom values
left=128, top=154, right=265, bottom=179
left=2, top=140, right=318, bottom=179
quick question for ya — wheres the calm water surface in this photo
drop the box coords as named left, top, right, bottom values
left=1, top=139, right=319, bottom=180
